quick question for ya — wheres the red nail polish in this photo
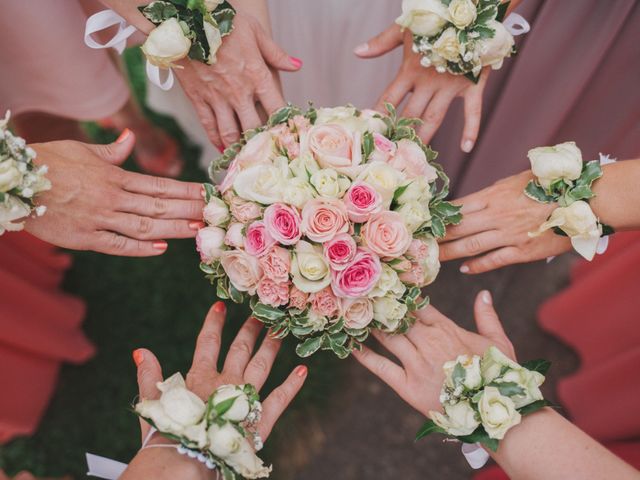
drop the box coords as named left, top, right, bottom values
left=213, top=301, right=226, bottom=314
left=294, top=365, right=308, bottom=377
left=132, top=349, right=144, bottom=366
left=216, top=144, right=224, bottom=154
left=116, top=128, right=131, bottom=144
left=189, top=221, right=205, bottom=230
left=153, top=241, right=168, bottom=250
left=289, top=56, right=303, bottom=69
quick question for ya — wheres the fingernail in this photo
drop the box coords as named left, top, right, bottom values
left=153, top=241, right=168, bottom=251
left=200, top=185, right=206, bottom=197
left=216, top=145, right=224, bottom=154
left=132, top=349, right=144, bottom=366
left=462, top=140, right=474, bottom=153
left=481, top=290, right=492, bottom=305
left=213, top=301, right=226, bottom=314
left=116, top=128, right=131, bottom=144
left=460, top=265, right=470, bottom=273
left=289, top=56, right=303, bottom=69
left=294, top=365, right=308, bottom=378
left=189, top=221, right=205, bottom=230
left=354, top=43, right=369, bottom=55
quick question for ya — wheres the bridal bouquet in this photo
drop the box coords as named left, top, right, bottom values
left=198, top=104, right=461, bottom=358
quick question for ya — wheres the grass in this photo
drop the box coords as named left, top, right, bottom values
left=0, top=49, right=342, bottom=478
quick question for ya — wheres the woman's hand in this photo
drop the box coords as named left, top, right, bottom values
left=175, top=11, right=301, bottom=149
left=355, top=24, right=488, bottom=151
left=24, top=131, right=205, bottom=257
left=353, top=291, right=514, bottom=416
left=438, top=171, right=572, bottom=274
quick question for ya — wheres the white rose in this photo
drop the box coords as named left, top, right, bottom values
left=360, top=109, right=388, bottom=134
left=0, top=159, right=23, bottom=192
left=307, top=310, right=329, bottom=332
left=477, top=20, right=515, bottom=70
left=282, top=177, right=317, bottom=209
left=396, top=0, right=450, bottom=37
left=211, top=385, right=251, bottom=422
left=291, top=241, right=331, bottom=293
left=430, top=400, right=480, bottom=436
left=341, top=297, right=374, bottom=329
left=396, top=200, right=432, bottom=232
left=443, top=354, right=483, bottom=391
left=0, top=195, right=31, bottom=233
left=142, top=18, right=191, bottom=68
left=432, top=27, right=462, bottom=63
left=233, top=164, right=287, bottom=205
left=135, top=373, right=207, bottom=444
left=528, top=141, right=583, bottom=189
left=235, top=132, right=277, bottom=170
left=314, top=106, right=369, bottom=134
left=369, top=264, right=406, bottom=298
left=395, top=176, right=432, bottom=205
left=224, top=222, right=245, bottom=248
left=289, top=152, right=320, bottom=179
left=481, top=346, right=521, bottom=383
left=499, top=368, right=545, bottom=409
left=448, top=0, right=477, bottom=29
left=357, top=161, right=405, bottom=207
left=478, top=386, right=522, bottom=439
left=196, top=226, right=226, bottom=263
left=204, top=22, right=222, bottom=64
left=203, top=197, right=230, bottom=226
left=310, top=169, right=351, bottom=198
left=420, top=236, right=441, bottom=286
left=208, top=423, right=271, bottom=479
left=373, top=296, right=408, bottom=332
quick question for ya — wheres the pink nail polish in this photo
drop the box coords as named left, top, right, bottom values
left=213, top=301, right=226, bottom=314
left=289, top=56, right=303, bottom=69
left=189, top=221, right=205, bottom=230
left=153, top=241, right=168, bottom=251
left=294, top=365, right=308, bottom=378
left=116, top=128, right=131, bottom=144
left=132, top=349, right=144, bottom=366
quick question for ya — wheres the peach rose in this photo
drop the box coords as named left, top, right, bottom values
left=341, top=297, right=374, bottom=330
left=224, top=222, right=245, bottom=248
left=256, top=277, right=289, bottom=307
left=301, top=197, right=350, bottom=243
left=361, top=211, right=412, bottom=258
left=289, top=285, right=309, bottom=310
left=270, top=124, right=300, bottom=159
left=235, top=131, right=276, bottom=170
left=259, top=246, right=291, bottom=283
left=389, top=139, right=438, bottom=181
left=308, top=124, right=362, bottom=175
left=310, top=286, right=341, bottom=319
left=226, top=192, right=262, bottom=224
left=220, top=249, right=262, bottom=295
left=196, top=226, right=226, bottom=263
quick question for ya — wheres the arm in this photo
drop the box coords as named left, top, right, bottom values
left=590, top=160, right=640, bottom=231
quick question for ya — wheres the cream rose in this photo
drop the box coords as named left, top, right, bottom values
left=291, top=241, right=331, bottom=293
left=220, top=249, right=263, bottom=295
left=478, top=386, right=522, bottom=440
left=307, top=310, right=329, bottom=333
left=369, top=264, right=406, bottom=298
left=448, top=0, right=477, bottom=29
left=430, top=400, right=480, bottom=436
left=208, top=422, right=272, bottom=479
left=528, top=141, right=583, bottom=189
left=357, top=161, right=405, bottom=207
left=203, top=197, right=230, bottom=226
left=204, top=22, right=222, bottom=63
left=282, top=177, right=317, bottom=209
left=478, top=20, right=515, bottom=70
left=481, top=346, right=521, bottom=383
left=235, top=132, right=277, bottom=170
left=142, top=18, right=191, bottom=68
left=233, top=164, right=287, bottom=205
left=341, top=297, right=374, bottom=329
left=310, top=169, right=351, bottom=198
left=0, top=159, right=23, bottom=192
left=395, top=177, right=432, bottom=205
left=196, top=226, right=226, bottom=263
left=396, top=0, right=450, bottom=37
left=210, top=385, right=251, bottom=422
left=500, top=368, right=545, bottom=409
left=443, top=354, right=483, bottom=391
left=289, top=152, right=320, bottom=179
left=396, top=200, right=432, bottom=232
left=433, top=27, right=462, bottom=62
left=373, top=296, right=408, bottom=332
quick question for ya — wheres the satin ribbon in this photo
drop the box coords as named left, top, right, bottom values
left=86, top=428, right=158, bottom=479
left=84, top=10, right=174, bottom=91
left=503, top=12, right=531, bottom=36
left=461, top=442, right=491, bottom=469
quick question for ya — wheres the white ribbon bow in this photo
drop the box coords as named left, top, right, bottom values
left=461, top=442, right=491, bottom=469
left=503, top=13, right=531, bottom=37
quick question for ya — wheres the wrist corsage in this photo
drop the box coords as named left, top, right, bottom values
left=0, top=111, right=50, bottom=235
left=524, top=141, right=613, bottom=261
left=416, top=346, right=551, bottom=452
left=397, top=0, right=529, bottom=82
left=135, top=373, right=271, bottom=479
left=140, top=0, right=236, bottom=68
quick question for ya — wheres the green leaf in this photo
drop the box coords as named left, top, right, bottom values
left=496, top=1, right=510, bottom=22
left=452, top=362, right=466, bottom=387
left=524, top=181, right=556, bottom=203
left=329, top=331, right=348, bottom=347
left=220, top=462, right=236, bottom=480
left=140, top=1, right=178, bottom=23
left=202, top=183, right=216, bottom=202
left=362, top=131, right=374, bottom=160
left=295, top=336, right=322, bottom=358
left=329, top=341, right=351, bottom=359
left=576, top=160, right=603, bottom=187
left=458, top=426, right=499, bottom=452
left=216, top=280, right=230, bottom=300
left=228, top=282, right=243, bottom=304
left=518, top=399, right=553, bottom=415
left=476, top=4, right=498, bottom=24
left=567, top=185, right=594, bottom=202
left=213, top=7, right=236, bottom=36
left=252, top=302, right=286, bottom=321
left=416, top=296, right=430, bottom=310
left=489, top=381, right=526, bottom=397
left=200, top=262, right=215, bottom=274
left=521, top=359, right=551, bottom=376
left=327, top=317, right=345, bottom=334
left=472, top=24, right=496, bottom=40
left=430, top=216, right=446, bottom=238
left=602, top=223, right=615, bottom=236
left=212, top=396, right=237, bottom=418
left=188, top=42, right=207, bottom=62
left=415, top=419, right=446, bottom=441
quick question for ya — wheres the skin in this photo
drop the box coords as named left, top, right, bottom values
left=439, top=160, right=640, bottom=274
left=24, top=131, right=204, bottom=256
left=121, top=302, right=307, bottom=479
left=353, top=292, right=639, bottom=480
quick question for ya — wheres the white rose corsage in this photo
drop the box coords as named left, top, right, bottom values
left=0, top=111, right=50, bottom=235
left=524, top=141, right=613, bottom=261
left=416, top=346, right=551, bottom=452
left=398, top=0, right=529, bottom=82
left=139, top=0, right=235, bottom=68
left=135, top=374, right=271, bottom=479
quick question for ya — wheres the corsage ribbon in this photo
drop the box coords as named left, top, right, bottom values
left=503, top=13, right=531, bottom=37
left=461, top=442, right=491, bottom=469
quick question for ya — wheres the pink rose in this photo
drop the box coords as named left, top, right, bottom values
left=331, top=248, right=382, bottom=298
left=257, top=277, right=289, bottom=307
left=341, top=297, right=374, bottom=329
left=301, top=197, right=349, bottom=243
left=226, top=192, right=262, bottom=224
left=399, top=262, right=425, bottom=286
left=289, top=285, right=309, bottom=310
left=235, top=131, right=275, bottom=170
left=218, top=158, right=239, bottom=195
left=310, top=287, right=340, bottom=319
left=308, top=124, right=354, bottom=170
left=289, top=115, right=311, bottom=135
left=324, top=233, right=357, bottom=271
left=343, top=181, right=383, bottom=223
left=196, top=226, right=226, bottom=263
left=389, top=139, right=438, bottom=181
left=220, top=249, right=262, bottom=294
left=361, top=211, right=412, bottom=259
left=270, top=124, right=300, bottom=159
left=263, top=203, right=302, bottom=245
left=259, top=246, right=291, bottom=283
left=224, top=222, right=245, bottom=248
left=244, top=221, right=276, bottom=257
left=369, top=133, right=397, bottom=163
left=406, top=238, right=429, bottom=262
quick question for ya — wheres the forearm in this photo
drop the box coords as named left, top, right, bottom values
left=492, top=408, right=638, bottom=480
left=121, top=447, right=214, bottom=480
left=590, top=159, right=640, bottom=231
left=231, top=0, right=272, bottom=34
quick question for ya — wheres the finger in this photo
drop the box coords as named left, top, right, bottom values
left=94, top=231, right=167, bottom=257
left=354, top=24, right=403, bottom=58
left=84, top=129, right=136, bottom=166
left=133, top=348, right=163, bottom=441
left=103, top=213, right=196, bottom=241
left=461, top=87, right=483, bottom=153
left=418, top=91, right=457, bottom=144
left=116, top=193, right=204, bottom=220
left=258, top=365, right=307, bottom=440
left=413, top=304, right=450, bottom=327
left=256, top=26, right=301, bottom=72
left=222, top=316, right=263, bottom=376
left=375, top=74, right=412, bottom=112
left=13, top=472, right=36, bottom=480
left=190, top=301, right=227, bottom=375
left=473, top=291, right=508, bottom=342
left=405, top=320, right=431, bottom=348
left=256, top=73, right=287, bottom=115
left=439, top=230, right=506, bottom=262
left=193, top=99, right=223, bottom=150
left=455, top=192, right=489, bottom=215
left=213, top=100, right=242, bottom=147
left=370, top=330, right=419, bottom=368
left=401, top=88, right=433, bottom=120
left=235, top=97, right=263, bottom=132
left=120, top=172, right=203, bottom=200
left=441, top=211, right=492, bottom=241
left=460, top=246, right=522, bottom=274
left=243, top=334, right=282, bottom=391
left=351, top=345, right=406, bottom=392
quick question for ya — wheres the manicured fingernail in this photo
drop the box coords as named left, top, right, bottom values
left=213, top=301, right=226, bottom=314
left=200, top=185, right=206, bottom=196
left=132, top=349, right=144, bottom=366
left=153, top=241, right=168, bottom=251
left=216, top=145, right=224, bottom=154
left=460, top=265, right=470, bottom=273
left=289, top=56, right=303, bottom=69
left=481, top=290, right=492, bottom=305
left=294, top=365, right=308, bottom=377
left=354, top=43, right=369, bottom=55
left=462, top=140, right=474, bottom=153
left=116, top=128, right=131, bottom=144
left=189, top=221, right=205, bottom=230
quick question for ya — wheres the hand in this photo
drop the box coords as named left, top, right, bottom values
left=25, top=131, right=205, bottom=257
left=439, top=171, right=572, bottom=274
left=175, top=11, right=301, bottom=149
left=355, top=24, right=488, bottom=151
left=353, top=291, right=514, bottom=416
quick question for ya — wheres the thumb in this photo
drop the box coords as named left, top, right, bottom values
left=85, top=128, right=136, bottom=166
left=256, top=26, right=302, bottom=72
left=133, top=348, right=163, bottom=442
left=473, top=291, right=509, bottom=344
left=354, top=24, right=403, bottom=58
